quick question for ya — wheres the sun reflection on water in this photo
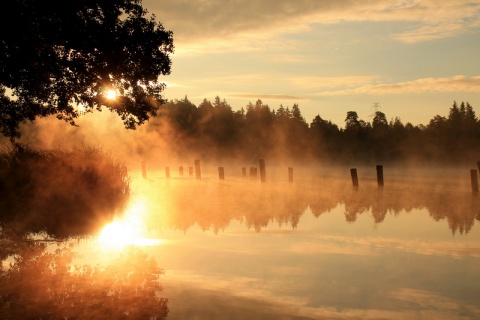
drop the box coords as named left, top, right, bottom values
left=98, top=196, right=164, bottom=248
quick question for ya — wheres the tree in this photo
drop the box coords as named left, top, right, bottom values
left=344, top=111, right=361, bottom=130
left=0, top=0, right=174, bottom=140
left=372, top=111, right=388, bottom=130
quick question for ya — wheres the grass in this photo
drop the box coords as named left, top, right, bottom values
left=0, top=144, right=130, bottom=239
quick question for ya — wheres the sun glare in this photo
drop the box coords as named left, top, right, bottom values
left=105, top=89, right=117, bottom=100
left=98, top=198, right=164, bottom=248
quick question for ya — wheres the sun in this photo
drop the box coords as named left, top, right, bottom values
left=105, top=89, right=117, bottom=100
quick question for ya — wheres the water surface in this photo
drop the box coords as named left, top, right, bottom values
left=2, top=168, right=480, bottom=319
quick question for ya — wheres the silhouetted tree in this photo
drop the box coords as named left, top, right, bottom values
left=344, top=111, right=361, bottom=130
left=244, top=100, right=275, bottom=157
left=0, top=0, right=174, bottom=139
left=372, top=111, right=388, bottom=130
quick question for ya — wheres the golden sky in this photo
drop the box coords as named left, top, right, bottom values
left=144, top=0, right=480, bottom=126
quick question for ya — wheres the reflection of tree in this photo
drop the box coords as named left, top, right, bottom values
left=149, top=182, right=313, bottom=233
left=146, top=178, right=479, bottom=235
left=339, top=185, right=480, bottom=235
left=0, top=243, right=168, bottom=319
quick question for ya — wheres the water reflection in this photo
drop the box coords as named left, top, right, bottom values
left=0, top=191, right=168, bottom=319
left=1, top=171, right=480, bottom=319
left=135, top=175, right=480, bottom=235
left=0, top=241, right=168, bottom=319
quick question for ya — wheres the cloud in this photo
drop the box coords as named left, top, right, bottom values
left=392, top=288, right=480, bottom=315
left=286, top=234, right=480, bottom=258
left=290, top=75, right=382, bottom=90
left=145, top=0, right=480, bottom=48
left=229, top=93, right=304, bottom=101
left=313, top=75, right=480, bottom=96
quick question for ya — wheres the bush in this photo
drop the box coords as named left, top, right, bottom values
left=0, top=144, right=130, bottom=239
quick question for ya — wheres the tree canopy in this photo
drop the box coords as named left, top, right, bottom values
left=0, top=0, right=174, bottom=139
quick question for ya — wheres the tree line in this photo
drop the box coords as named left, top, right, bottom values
left=145, top=97, right=480, bottom=165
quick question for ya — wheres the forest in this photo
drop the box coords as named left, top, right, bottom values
left=142, top=97, right=479, bottom=165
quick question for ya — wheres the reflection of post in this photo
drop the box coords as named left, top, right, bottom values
left=189, top=167, right=193, bottom=176
left=141, top=161, right=146, bottom=179
left=165, top=166, right=170, bottom=179
left=259, top=159, right=266, bottom=183
left=350, top=168, right=358, bottom=187
left=376, top=165, right=384, bottom=187
left=194, top=159, right=201, bottom=180
left=218, top=167, right=225, bottom=180
left=288, top=167, right=293, bottom=183
left=179, top=166, right=183, bottom=176
left=471, top=169, right=478, bottom=193
left=242, top=167, right=246, bottom=177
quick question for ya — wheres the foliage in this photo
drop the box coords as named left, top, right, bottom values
left=0, top=244, right=168, bottom=319
left=0, top=0, right=174, bottom=139
left=145, top=97, right=480, bottom=165
left=0, top=145, right=130, bottom=238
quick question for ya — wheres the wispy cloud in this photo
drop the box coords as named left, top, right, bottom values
left=313, top=75, right=480, bottom=96
left=146, top=0, right=480, bottom=49
left=290, top=75, right=382, bottom=90
left=229, top=93, right=304, bottom=101
left=286, top=234, right=480, bottom=258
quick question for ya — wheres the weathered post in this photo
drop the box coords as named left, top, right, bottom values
left=350, top=168, right=359, bottom=187
left=194, top=159, right=201, bottom=180
left=242, top=167, right=247, bottom=177
left=179, top=166, right=184, bottom=176
left=165, top=166, right=170, bottom=179
left=288, top=167, right=293, bottom=183
left=189, top=167, right=193, bottom=176
left=141, top=161, right=147, bottom=179
left=218, top=167, right=225, bottom=180
left=471, top=169, right=478, bottom=193
left=249, top=167, right=257, bottom=178
left=259, top=159, right=266, bottom=183
left=376, top=165, right=384, bottom=187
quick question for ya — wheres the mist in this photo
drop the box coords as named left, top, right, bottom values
left=4, top=98, right=479, bottom=171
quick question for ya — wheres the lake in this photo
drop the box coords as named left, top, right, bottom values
left=1, top=166, right=480, bottom=319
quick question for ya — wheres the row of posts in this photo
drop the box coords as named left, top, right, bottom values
left=352, top=164, right=480, bottom=193
left=141, top=159, right=275, bottom=183
left=349, top=165, right=384, bottom=188
left=142, top=161, right=480, bottom=192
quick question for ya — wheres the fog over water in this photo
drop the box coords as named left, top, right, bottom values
left=2, top=108, right=480, bottom=319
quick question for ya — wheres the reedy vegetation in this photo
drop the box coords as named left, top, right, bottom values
left=0, top=145, right=130, bottom=239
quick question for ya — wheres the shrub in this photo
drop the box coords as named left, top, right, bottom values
left=0, top=144, right=130, bottom=239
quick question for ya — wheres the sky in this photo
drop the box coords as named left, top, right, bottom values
left=142, top=0, right=480, bottom=127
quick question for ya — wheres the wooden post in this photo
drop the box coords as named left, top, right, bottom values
left=179, top=166, right=184, bottom=176
left=218, top=167, right=225, bottom=180
left=477, top=161, right=480, bottom=173
left=141, top=161, right=146, bottom=179
left=471, top=169, right=478, bottom=193
left=194, top=159, right=201, bottom=180
left=249, top=167, right=257, bottom=178
left=189, top=167, right=193, bottom=176
left=165, top=166, right=170, bottom=179
left=259, top=159, right=266, bottom=183
left=376, top=165, right=384, bottom=187
left=288, top=167, right=293, bottom=183
left=242, top=167, right=247, bottom=177
left=350, top=168, right=359, bottom=187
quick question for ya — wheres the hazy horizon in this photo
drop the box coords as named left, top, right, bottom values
left=143, top=0, right=480, bottom=127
